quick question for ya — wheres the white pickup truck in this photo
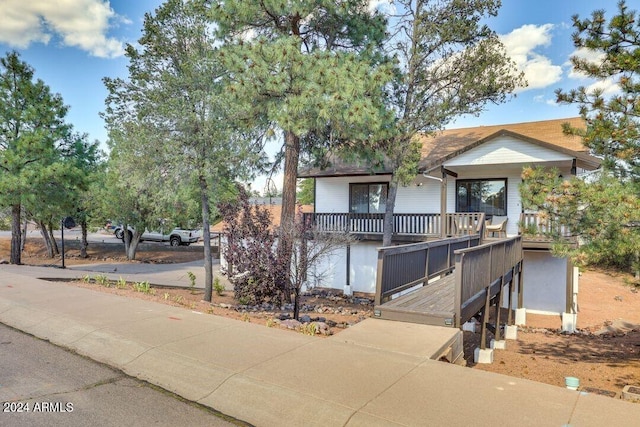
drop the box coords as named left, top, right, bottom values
left=114, top=226, right=199, bottom=246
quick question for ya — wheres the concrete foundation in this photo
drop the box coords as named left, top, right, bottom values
left=622, top=385, right=640, bottom=403
left=462, top=321, right=478, bottom=333
left=515, top=308, right=526, bottom=326
left=490, top=339, right=506, bottom=350
left=505, top=325, right=518, bottom=340
left=343, top=284, right=352, bottom=296
left=474, top=347, right=494, bottom=364
left=562, top=312, right=577, bottom=333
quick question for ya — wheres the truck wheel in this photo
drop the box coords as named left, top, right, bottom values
left=170, top=236, right=181, bottom=247
left=115, top=229, right=124, bottom=239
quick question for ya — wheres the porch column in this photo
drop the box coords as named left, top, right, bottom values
left=440, top=167, right=447, bottom=238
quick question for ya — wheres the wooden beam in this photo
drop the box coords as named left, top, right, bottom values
left=565, top=257, right=574, bottom=314
left=517, top=260, right=524, bottom=309
left=480, top=288, right=491, bottom=350
left=443, top=168, right=458, bottom=178
left=440, top=167, right=447, bottom=238
left=346, top=243, right=351, bottom=289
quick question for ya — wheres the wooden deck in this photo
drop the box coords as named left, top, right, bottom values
left=374, top=236, right=524, bottom=343
left=374, top=274, right=456, bottom=327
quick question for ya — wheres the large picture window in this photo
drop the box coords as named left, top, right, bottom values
left=456, top=179, right=506, bottom=216
left=350, top=183, right=387, bottom=213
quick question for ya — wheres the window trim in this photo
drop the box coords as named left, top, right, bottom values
left=349, top=182, right=389, bottom=214
left=455, top=178, right=508, bottom=216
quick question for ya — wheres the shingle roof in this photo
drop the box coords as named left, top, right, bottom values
left=299, top=117, right=600, bottom=177
left=418, top=117, right=589, bottom=171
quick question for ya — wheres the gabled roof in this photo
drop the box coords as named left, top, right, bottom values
left=298, top=117, right=601, bottom=177
left=418, top=117, right=599, bottom=171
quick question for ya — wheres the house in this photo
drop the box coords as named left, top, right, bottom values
left=299, top=117, right=601, bottom=331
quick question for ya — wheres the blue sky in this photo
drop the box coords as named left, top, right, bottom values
left=0, top=0, right=634, bottom=191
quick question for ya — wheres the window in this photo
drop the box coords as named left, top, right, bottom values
left=456, top=179, right=506, bottom=216
left=350, top=183, right=387, bottom=213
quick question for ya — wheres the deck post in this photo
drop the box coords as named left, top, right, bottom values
left=517, top=260, right=524, bottom=309
left=480, top=287, right=491, bottom=350
left=515, top=259, right=526, bottom=326
left=454, top=252, right=463, bottom=328
left=507, top=266, right=514, bottom=325
left=374, top=250, right=385, bottom=306
left=494, top=278, right=504, bottom=342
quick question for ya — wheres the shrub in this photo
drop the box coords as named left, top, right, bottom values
left=213, top=277, right=225, bottom=296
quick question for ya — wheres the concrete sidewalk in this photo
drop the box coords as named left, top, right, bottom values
left=1, top=265, right=640, bottom=426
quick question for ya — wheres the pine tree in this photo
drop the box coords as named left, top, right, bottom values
left=210, top=0, right=393, bottom=297
left=0, top=51, right=71, bottom=264
left=557, top=0, right=640, bottom=181
left=546, top=0, right=640, bottom=277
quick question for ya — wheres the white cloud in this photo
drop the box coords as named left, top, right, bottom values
left=533, top=94, right=558, bottom=107
left=0, top=0, right=126, bottom=58
left=500, top=24, right=563, bottom=91
left=368, top=0, right=394, bottom=14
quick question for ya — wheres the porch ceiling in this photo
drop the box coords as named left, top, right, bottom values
left=441, top=160, right=574, bottom=176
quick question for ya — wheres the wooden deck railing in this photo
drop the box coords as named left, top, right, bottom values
left=303, top=212, right=485, bottom=237
left=374, top=234, right=481, bottom=305
left=519, top=212, right=572, bottom=239
left=454, top=236, right=523, bottom=328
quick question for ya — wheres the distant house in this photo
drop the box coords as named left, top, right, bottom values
left=299, top=117, right=601, bottom=330
left=212, top=198, right=314, bottom=271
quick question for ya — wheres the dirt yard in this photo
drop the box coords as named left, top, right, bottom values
left=465, top=268, right=640, bottom=398
left=1, top=234, right=639, bottom=398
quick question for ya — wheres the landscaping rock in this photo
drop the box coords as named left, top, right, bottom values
left=280, top=319, right=302, bottom=330
left=316, top=322, right=330, bottom=335
left=299, top=314, right=311, bottom=323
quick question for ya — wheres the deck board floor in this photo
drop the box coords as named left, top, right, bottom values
left=375, top=275, right=456, bottom=326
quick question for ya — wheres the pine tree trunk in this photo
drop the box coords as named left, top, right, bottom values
left=277, top=130, right=300, bottom=303
left=382, top=176, right=399, bottom=247
left=38, top=221, right=55, bottom=258
left=80, top=219, right=88, bottom=258
left=200, top=175, right=213, bottom=302
left=10, top=204, right=22, bottom=265
left=20, top=208, right=27, bottom=252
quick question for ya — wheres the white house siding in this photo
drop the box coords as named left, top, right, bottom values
left=445, top=135, right=574, bottom=166
left=315, top=175, right=391, bottom=213
left=349, top=241, right=380, bottom=294
left=521, top=250, right=569, bottom=314
left=310, top=246, right=348, bottom=292
left=314, top=175, right=443, bottom=214
left=394, top=175, right=441, bottom=213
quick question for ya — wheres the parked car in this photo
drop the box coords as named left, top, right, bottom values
left=113, top=225, right=199, bottom=246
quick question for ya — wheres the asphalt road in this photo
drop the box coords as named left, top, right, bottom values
left=0, top=229, right=121, bottom=244
left=0, top=323, right=243, bottom=427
